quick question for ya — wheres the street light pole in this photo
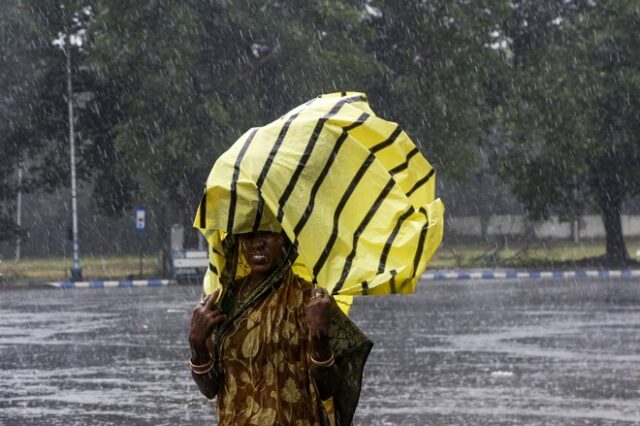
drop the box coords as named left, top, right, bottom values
left=66, top=37, right=82, bottom=281
left=15, top=165, right=22, bottom=261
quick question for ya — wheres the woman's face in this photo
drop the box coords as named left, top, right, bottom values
left=239, top=231, right=287, bottom=278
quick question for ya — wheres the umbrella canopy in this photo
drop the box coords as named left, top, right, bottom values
left=194, top=92, right=444, bottom=309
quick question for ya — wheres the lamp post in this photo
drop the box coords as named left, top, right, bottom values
left=15, top=165, right=22, bottom=261
left=66, top=36, right=82, bottom=281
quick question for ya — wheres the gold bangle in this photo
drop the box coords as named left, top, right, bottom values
left=309, top=351, right=335, bottom=369
left=193, top=364, right=214, bottom=375
left=189, top=358, right=212, bottom=369
left=189, top=358, right=214, bottom=375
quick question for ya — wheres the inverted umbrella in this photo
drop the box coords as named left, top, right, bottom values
left=194, top=92, right=444, bottom=311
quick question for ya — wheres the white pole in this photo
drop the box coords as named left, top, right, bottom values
left=198, top=232, right=205, bottom=250
left=67, top=39, right=81, bottom=280
left=573, top=184, right=580, bottom=245
left=15, top=165, right=22, bottom=261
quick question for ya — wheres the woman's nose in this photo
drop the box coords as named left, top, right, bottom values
left=248, top=236, right=265, bottom=248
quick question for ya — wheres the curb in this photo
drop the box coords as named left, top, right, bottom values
left=45, top=279, right=174, bottom=289
left=32, top=269, right=640, bottom=289
left=424, top=269, right=640, bottom=281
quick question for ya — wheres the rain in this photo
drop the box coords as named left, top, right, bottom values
left=1, top=1, right=640, bottom=425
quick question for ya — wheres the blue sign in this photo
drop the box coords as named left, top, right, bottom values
left=135, top=208, right=146, bottom=233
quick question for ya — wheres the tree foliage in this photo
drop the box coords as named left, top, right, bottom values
left=0, top=0, right=50, bottom=240
left=2, top=0, right=638, bottom=264
left=369, top=0, right=510, bottom=179
left=499, top=0, right=640, bottom=263
left=0, top=0, right=137, bottom=241
left=86, top=0, right=386, bottom=228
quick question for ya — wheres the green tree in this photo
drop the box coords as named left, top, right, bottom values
left=0, top=0, right=136, bottom=238
left=367, top=0, right=511, bottom=179
left=499, top=0, right=640, bottom=264
left=87, top=0, right=384, bottom=232
left=0, top=0, right=49, bottom=241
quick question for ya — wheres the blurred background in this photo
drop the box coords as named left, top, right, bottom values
left=2, top=0, right=640, bottom=280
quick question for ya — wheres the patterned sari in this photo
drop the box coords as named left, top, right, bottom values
left=216, top=272, right=323, bottom=425
left=209, top=237, right=372, bottom=425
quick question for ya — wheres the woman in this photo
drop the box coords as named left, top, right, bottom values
left=188, top=231, right=372, bottom=425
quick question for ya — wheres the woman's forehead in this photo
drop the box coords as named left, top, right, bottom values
left=239, top=231, right=282, bottom=239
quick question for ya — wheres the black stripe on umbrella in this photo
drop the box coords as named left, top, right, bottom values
left=389, top=269, right=398, bottom=293
left=276, top=97, right=368, bottom=222
left=199, top=191, right=207, bottom=228
left=253, top=112, right=302, bottom=231
left=293, top=114, right=369, bottom=236
left=197, top=93, right=442, bottom=298
left=313, top=152, right=376, bottom=279
left=227, top=128, right=259, bottom=232
left=378, top=205, right=416, bottom=273
left=389, top=147, right=420, bottom=176
left=411, top=207, right=430, bottom=279
left=407, top=168, right=435, bottom=197
left=370, top=125, right=402, bottom=154
left=332, top=177, right=396, bottom=295
left=343, top=112, right=370, bottom=131
left=397, top=277, right=412, bottom=294
left=209, top=263, right=218, bottom=275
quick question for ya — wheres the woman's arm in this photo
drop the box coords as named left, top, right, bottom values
left=306, top=287, right=340, bottom=399
left=189, top=290, right=225, bottom=399
left=309, top=334, right=340, bottom=399
left=189, top=343, right=220, bottom=399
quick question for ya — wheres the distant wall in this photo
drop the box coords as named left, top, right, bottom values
left=447, top=214, right=640, bottom=239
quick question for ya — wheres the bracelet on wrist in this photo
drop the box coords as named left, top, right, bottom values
left=189, top=357, right=214, bottom=375
left=309, top=350, right=335, bottom=369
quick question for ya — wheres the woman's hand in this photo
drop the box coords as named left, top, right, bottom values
left=188, top=290, right=224, bottom=399
left=306, top=287, right=333, bottom=364
left=189, top=290, right=225, bottom=362
left=306, top=287, right=338, bottom=400
left=305, top=287, right=331, bottom=340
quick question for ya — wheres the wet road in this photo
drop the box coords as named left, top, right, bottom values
left=1, top=278, right=639, bottom=425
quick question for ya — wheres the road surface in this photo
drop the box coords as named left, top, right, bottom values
left=1, top=277, right=639, bottom=425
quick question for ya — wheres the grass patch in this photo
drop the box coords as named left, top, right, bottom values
left=0, top=255, right=161, bottom=281
left=2, top=238, right=640, bottom=282
left=430, top=237, right=640, bottom=269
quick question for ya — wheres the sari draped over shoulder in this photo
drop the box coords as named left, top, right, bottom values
left=211, top=265, right=371, bottom=425
left=216, top=272, right=322, bottom=425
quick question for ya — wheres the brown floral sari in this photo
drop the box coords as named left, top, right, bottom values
left=216, top=272, right=322, bottom=425
left=209, top=236, right=372, bottom=426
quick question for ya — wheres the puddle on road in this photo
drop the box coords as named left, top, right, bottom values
left=1, top=280, right=639, bottom=425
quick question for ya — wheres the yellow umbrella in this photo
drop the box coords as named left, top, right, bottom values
left=194, top=92, right=444, bottom=312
